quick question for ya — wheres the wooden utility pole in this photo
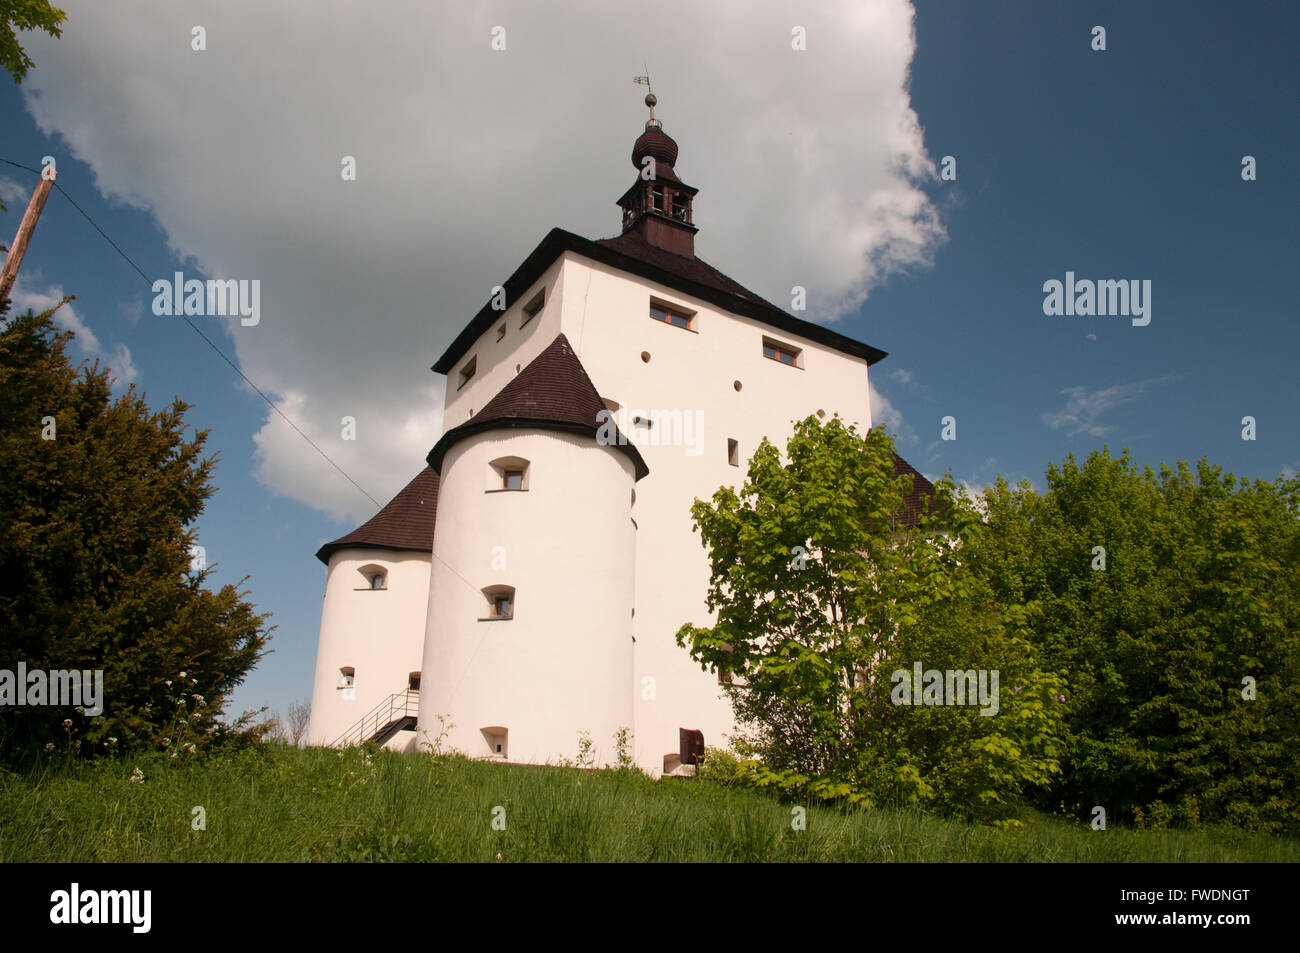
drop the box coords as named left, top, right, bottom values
left=0, top=168, right=56, bottom=304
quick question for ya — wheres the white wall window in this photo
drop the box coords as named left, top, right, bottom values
left=482, top=585, right=515, bottom=620
left=338, top=666, right=356, bottom=701
left=357, top=564, right=387, bottom=590
left=488, top=456, right=530, bottom=491
left=762, top=337, right=801, bottom=367
left=727, top=438, right=739, bottom=467
left=482, top=726, right=508, bottom=759
left=458, top=355, right=477, bottom=390
left=521, top=288, right=545, bottom=327
left=650, top=298, right=695, bottom=330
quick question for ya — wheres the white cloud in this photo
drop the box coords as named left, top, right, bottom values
left=869, top=378, right=905, bottom=438
left=9, top=279, right=139, bottom=389
left=0, top=174, right=29, bottom=207
left=1042, top=377, right=1179, bottom=438
left=20, top=0, right=944, bottom=524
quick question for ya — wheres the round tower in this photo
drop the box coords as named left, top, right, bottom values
left=307, top=468, right=439, bottom=751
left=417, top=334, right=646, bottom=766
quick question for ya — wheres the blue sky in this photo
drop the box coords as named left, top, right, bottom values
left=1, top=0, right=1295, bottom=724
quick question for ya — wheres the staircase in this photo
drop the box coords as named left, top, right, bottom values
left=331, top=689, right=420, bottom=748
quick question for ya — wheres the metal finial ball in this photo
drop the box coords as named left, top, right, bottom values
left=645, top=93, right=657, bottom=108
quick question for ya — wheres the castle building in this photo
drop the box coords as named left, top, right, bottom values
left=306, top=97, right=933, bottom=774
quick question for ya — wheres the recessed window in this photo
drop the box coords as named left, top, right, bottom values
left=482, top=726, right=508, bottom=759
left=496, top=323, right=506, bottom=342
left=650, top=300, right=694, bottom=330
left=408, top=672, right=421, bottom=692
left=458, top=355, right=477, bottom=389
left=488, top=456, right=530, bottom=491
left=338, top=666, right=355, bottom=689
left=357, top=564, right=387, bottom=590
left=521, top=288, right=545, bottom=328
left=762, top=337, right=801, bottom=368
left=727, top=438, right=739, bottom=467
left=482, top=585, right=515, bottom=620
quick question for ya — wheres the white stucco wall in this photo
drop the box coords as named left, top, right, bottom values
left=442, top=258, right=567, bottom=430
left=307, top=549, right=431, bottom=749
left=316, top=244, right=877, bottom=774
left=418, top=428, right=637, bottom=766
left=553, top=252, right=873, bottom=773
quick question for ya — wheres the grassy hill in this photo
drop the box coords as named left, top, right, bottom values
left=1, top=743, right=1295, bottom=862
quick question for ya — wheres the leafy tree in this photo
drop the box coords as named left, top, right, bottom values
left=0, top=301, right=272, bottom=763
left=677, top=417, right=1065, bottom=821
left=0, top=0, right=65, bottom=85
left=967, top=449, right=1300, bottom=832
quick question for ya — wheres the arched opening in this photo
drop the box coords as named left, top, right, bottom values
left=357, top=564, right=386, bottom=590
left=481, top=726, right=508, bottom=759
left=488, top=456, right=530, bottom=491
left=481, top=585, right=515, bottom=620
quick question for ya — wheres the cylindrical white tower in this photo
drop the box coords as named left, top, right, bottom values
left=418, top=427, right=637, bottom=766
left=307, top=467, right=440, bottom=750
left=307, top=549, right=430, bottom=750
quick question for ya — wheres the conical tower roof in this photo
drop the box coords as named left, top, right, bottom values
left=315, top=466, right=440, bottom=564
left=428, top=333, right=648, bottom=479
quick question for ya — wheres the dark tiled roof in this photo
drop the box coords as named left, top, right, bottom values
left=594, top=231, right=785, bottom=313
left=315, top=467, right=440, bottom=565
left=890, top=451, right=938, bottom=529
left=427, top=333, right=649, bottom=480
left=430, top=228, right=887, bottom=375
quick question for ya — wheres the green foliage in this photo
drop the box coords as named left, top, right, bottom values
left=676, top=416, right=1065, bottom=821
left=1, top=744, right=1294, bottom=862
left=966, top=448, right=1300, bottom=833
left=0, top=305, right=272, bottom=764
left=0, top=0, right=65, bottom=85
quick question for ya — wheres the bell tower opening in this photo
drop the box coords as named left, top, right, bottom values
left=616, top=82, right=698, bottom=257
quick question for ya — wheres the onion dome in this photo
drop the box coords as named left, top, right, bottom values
left=632, top=121, right=679, bottom=171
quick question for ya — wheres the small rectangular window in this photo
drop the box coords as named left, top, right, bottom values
left=762, top=337, right=801, bottom=367
left=727, top=438, right=739, bottom=467
left=504, top=469, right=524, bottom=490
left=458, top=356, right=477, bottom=390
left=493, top=594, right=513, bottom=618
left=496, top=323, right=506, bottom=342
left=521, top=288, right=545, bottom=328
left=650, top=300, right=694, bottom=330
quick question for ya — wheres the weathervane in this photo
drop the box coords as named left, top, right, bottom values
left=633, top=67, right=659, bottom=126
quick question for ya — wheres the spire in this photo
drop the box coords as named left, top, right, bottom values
left=618, top=77, right=698, bottom=257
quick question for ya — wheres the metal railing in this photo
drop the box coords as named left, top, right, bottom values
left=330, top=689, right=419, bottom=748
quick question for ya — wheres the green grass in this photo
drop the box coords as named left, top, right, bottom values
left=0, top=743, right=1295, bottom=862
